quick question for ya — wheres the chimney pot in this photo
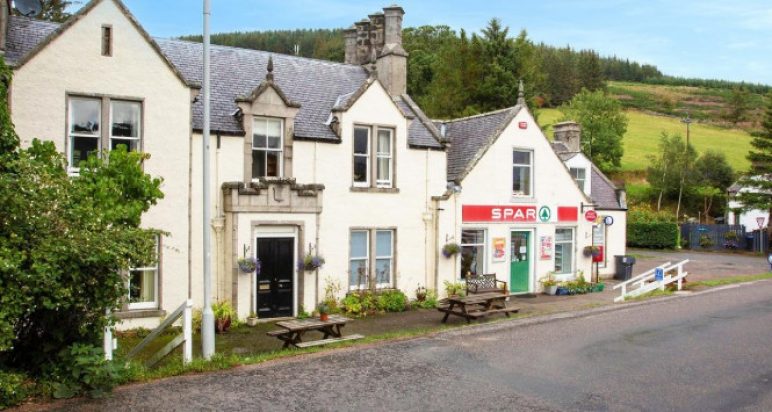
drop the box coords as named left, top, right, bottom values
left=553, top=121, right=582, bottom=153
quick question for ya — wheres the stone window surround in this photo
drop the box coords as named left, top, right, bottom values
left=65, top=92, right=145, bottom=173
left=348, top=226, right=398, bottom=291
left=238, top=98, right=298, bottom=183
left=350, top=123, right=399, bottom=193
left=250, top=116, right=284, bottom=179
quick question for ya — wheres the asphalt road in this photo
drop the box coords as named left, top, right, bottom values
left=52, top=280, right=772, bottom=411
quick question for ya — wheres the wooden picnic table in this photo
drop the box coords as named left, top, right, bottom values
left=267, top=315, right=362, bottom=349
left=438, top=292, right=519, bottom=323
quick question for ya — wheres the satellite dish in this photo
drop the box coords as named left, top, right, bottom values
left=14, top=0, right=43, bottom=17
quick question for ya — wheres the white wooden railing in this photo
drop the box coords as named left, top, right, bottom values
left=104, top=299, right=193, bottom=367
left=614, top=260, right=689, bottom=302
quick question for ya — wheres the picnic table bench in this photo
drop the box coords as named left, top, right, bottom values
left=438, top=292, right=519, bottom=323
left=266, top=315, right=363, bottom=348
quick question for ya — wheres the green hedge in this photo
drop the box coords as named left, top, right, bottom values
left=628, top=222, right=679, bottom=249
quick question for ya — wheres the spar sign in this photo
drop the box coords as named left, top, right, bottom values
left=462, top=205, right=537, bottom=223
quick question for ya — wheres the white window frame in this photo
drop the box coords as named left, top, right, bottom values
left=349, top=230, right=370, bottom=290
left=374, top=229, right=394, bottom=288
left=353, top=126, right=371, bottom=187
left=512, top=149, right=533, bottom=197
left=109, top=100, right=142, bottom=152
left=554, top=227, right=574, bottom=275
left=570, top=167, right=586, bottom=192
left=375, top=129, right=393, bottom=188
left=127, top=235, right=160, bottom=310
left=68, top=96, right=102, bottom=173
left=251, top=117, right=284, bottom=180
left=460, top=228, right=486, bottom=279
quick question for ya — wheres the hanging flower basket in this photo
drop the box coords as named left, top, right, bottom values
left=583, top=246, right=600, bottom=258
left=298, top=254, right=325, bottom=271
left=238, top=256, right=260, bottom=274
left=442, top=243, right=461, bottom=258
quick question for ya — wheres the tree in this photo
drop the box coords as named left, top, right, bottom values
left=737, top=92, right=772, bottom=230
left=36, top=0, right=74, bottom=23
left=692, top=150, right=734, bottom=220
left=647, top=132, right=696, bottom=213
left=0, top=58, right=163, bottom=379
left=726, top=86, right=751, bottom=125
left=559, top=89, right=628, bottom=172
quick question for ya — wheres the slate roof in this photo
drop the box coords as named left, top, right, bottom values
left=439, top=107, right=519, bottom=181
left=5, top=15, right=443, bottom=147
left=550, top=142, right=626, bottom=210
left=5, top=16, right=58, bottom=65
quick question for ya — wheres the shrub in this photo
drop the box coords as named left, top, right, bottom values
left=627, top=222, right=679, bottom=249
left=0, top=370, right=29, bottom=409
left=341, top=292, right=377, bottom=317
left=443, top=280, right=466, bottom=297
left=44, top=344, right=126, bottom=399
left=413, top=289, right=438, bottom=309
left=699, top=234, right=715, bottom=249
left=376, top=290, right=407, bottom=312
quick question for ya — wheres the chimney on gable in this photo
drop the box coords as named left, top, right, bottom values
left=343, top=5, right=408, bottom=96
left=553, top=121, right=582, bottom=153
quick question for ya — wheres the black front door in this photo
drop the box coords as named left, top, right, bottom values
left=256, top=237, right=294, bottom=318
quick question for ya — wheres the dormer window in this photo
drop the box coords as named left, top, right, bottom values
left=570, top=167, right=586, bottom=192
left=252, top=117, right=283, bottom=179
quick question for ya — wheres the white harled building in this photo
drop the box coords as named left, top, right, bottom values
left=3, top=0, right=626, bottom=328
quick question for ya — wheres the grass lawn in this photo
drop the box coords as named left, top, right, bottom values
left=536, top=108, right=753, bottom=173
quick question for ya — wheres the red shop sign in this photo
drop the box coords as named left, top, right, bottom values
left=585, top=210, right=598, bottom=222
left=462, top=205, right=537, bottom=223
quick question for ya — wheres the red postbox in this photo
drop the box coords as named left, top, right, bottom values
left=592, top=245, right=604, bottom=263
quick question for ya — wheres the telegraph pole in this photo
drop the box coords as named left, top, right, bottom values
left=201, top=0, right=215, bottom=359
left=681, top=111, right=692, bottom=146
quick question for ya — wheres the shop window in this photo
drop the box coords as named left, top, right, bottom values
left=460, top=229, right=485, bottom=279
left=252, top=117, right=283, bottom=179
left=352, top=125, right=394, bottom=189
left=512, top=150, right=532, bottom=196
left=349, top=229, right=395, bottom=290
left=570, top=167, right=586, bottom=192
left=554, top=228, right=574, bottom=274
left=128, top=235, right=160, bottom=310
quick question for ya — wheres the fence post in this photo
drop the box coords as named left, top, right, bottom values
left=183, top=299, right=193, bottom=364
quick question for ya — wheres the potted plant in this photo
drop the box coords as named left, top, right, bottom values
left=416, top=285, right=427, bottom=302
left=298, top=253, right=325, bottom=271
left=442, top=242, right=461, bottom=258
left=246, top=311, right=258, bottom=326
left=212, top=301, right=236, bottom=333
left=539, top=273, right=559, bottom=295
left=317, top=302, right=331, bottom=321
left=443, top=280, right=465, bottom=298
left=583, top=245, right=600, bottom=258
left=723, top=231, right=739, bottom=250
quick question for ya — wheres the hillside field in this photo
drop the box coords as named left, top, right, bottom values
left=537, top=108, right=753, bottom=173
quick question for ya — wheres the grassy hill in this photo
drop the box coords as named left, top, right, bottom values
left=537, top=108, right=753, bottom=173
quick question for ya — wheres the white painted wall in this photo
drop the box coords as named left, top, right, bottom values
left=442, top=108, right=597, bottom=294
left=10, top=0, right=192, bottom=329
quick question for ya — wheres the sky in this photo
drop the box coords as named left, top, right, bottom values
left=100, top=0, right=772, bottom=85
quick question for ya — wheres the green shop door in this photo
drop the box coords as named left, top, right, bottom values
left=510, top=231, right=531, bottom=293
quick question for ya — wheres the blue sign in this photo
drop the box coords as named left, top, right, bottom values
left=655, top=267, right=664, bottom=281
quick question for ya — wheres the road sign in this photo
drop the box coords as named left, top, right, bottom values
left=538, top=206, right=551, bottom=222
left=604, top=215, right=614, bottom=226
left=757, top=217, right=766, bottom=230
left=585, top=210, right=597, bottom=222
left=655, top=267, right=664, bottom=281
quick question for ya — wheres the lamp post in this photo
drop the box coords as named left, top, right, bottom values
left=201, top=0, right=215, bottom=360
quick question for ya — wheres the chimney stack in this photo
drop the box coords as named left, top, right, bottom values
left=553, top=121, right=582, bottom=153
left=343, top=5, right=408, bottom=96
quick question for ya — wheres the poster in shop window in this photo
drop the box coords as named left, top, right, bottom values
left=492, top=237, right=506, bottom=262
left=540, top=235, right=553, bottom=260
